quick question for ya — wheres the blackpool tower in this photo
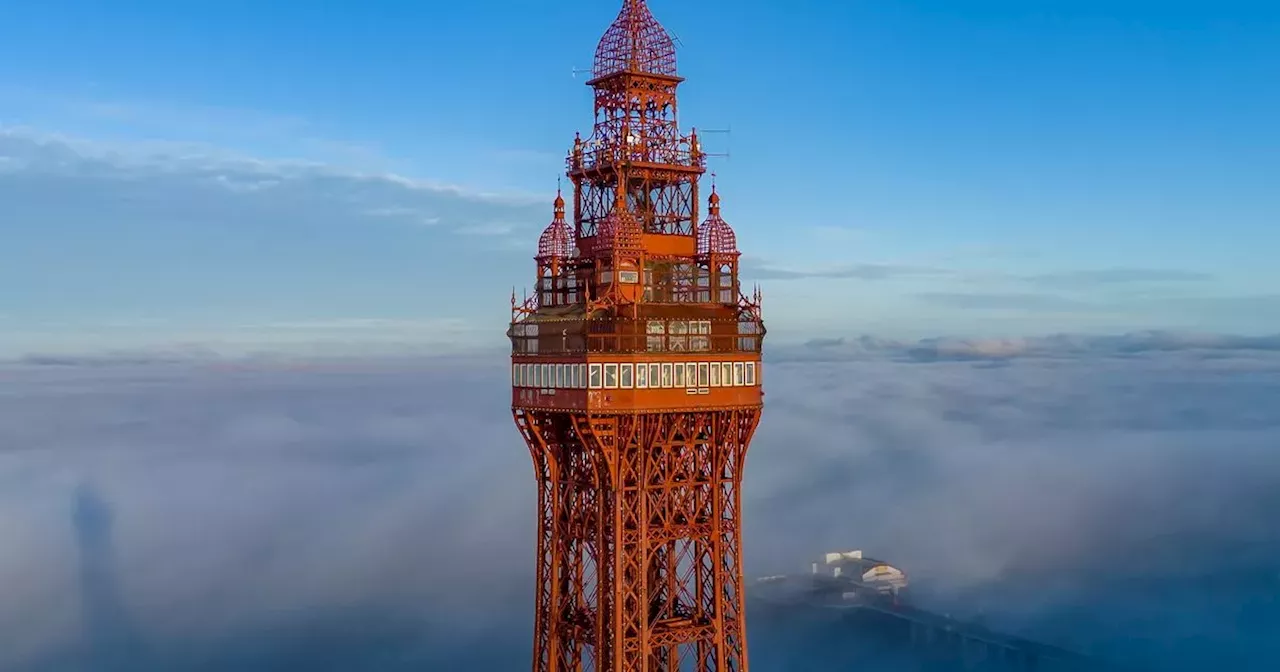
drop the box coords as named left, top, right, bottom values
left=509, top=1, right=765, bottom=670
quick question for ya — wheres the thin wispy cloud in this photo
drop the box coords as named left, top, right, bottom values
left=914, top=291, right=1093, bottom=311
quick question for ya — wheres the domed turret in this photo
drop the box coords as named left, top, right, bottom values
left=697, top=183, right=739, bottom=256
left=594, top=192, right=644, bottom=254
left=536, top=190, right=573, bottom=260
left=592, top=0, right=678, bottom=79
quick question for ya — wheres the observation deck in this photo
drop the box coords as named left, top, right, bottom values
left=510, top=312, right=763, bottom=414
left=567, top=134, right=706, bottom=180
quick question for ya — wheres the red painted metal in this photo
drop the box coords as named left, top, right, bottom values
left=510, top=2, right=765, bottom=670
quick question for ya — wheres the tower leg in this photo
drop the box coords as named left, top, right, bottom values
left=519, top=407, right=759, bottom=672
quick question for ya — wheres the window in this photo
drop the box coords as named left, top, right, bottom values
left=710, top=362, right=721, bottom=387
left=685, top=363, right=697, bottom=388
left=647, top=320, right=666, bottom=334
left=722, top=362, right=734, bottom=386
left=636, top=362, right=648, bottom=388
left=556, top=364, right=565, bottom=388
left=745, top=362, right=757, bottom=386
left=661, top=363, right=673, bottom=388
left=512, top=364, right=518, bottom=386
left=673, top=362, right=685, bottom=388
left=620, top=363, right=634, bottom=388
left=698, top=362, right=710, bottom=387
left=647, top=336, right=665, bottom=352
left=690, top=321, right=711, bottom=351
left=734, top=362, right=745, bottom=386
left=579, top=364, right=588, bottom=388
left=589, top=363, right=603, bottom=389
left=604, top=363, right=619, bottom=389
left=648, top=363, right=660, bottom=387
left=618, top=270, right=639, bottom=283
left=668, top=320, right=688, bottom=351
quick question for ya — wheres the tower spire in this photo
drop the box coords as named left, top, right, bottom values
left=592, top=0, right=678, bottom=79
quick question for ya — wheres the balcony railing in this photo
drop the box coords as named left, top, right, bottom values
left=568, top=142, right=705, bottom=174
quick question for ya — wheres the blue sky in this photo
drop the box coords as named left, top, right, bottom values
left=0, top=0, right=1277, bottom=356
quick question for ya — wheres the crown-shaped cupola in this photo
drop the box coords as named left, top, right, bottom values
left=697, top=183, right=739, bottom=256
left=697, top=181, right=742, bottom=304
left=592, top=0, right=678, bottom=79
left=536, top=189, right=573, bottom=262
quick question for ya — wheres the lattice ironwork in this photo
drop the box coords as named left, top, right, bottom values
left=515, top=409, right=759, bottom=671
left=595, top=207, right=644, bottom=255
left=592, top=0, right=678, bottom=79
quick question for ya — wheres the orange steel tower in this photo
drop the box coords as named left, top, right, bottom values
left=509, top=1, right=765, bottom=671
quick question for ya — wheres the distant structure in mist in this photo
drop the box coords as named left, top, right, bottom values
left=752, top=551, right=1113, bottom=671
left=73, top=482, right=143, bottom=671
left=507, top=1, right=766, bottom=669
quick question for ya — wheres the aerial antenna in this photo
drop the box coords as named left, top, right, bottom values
left=699, top=125, right=733, bottom=159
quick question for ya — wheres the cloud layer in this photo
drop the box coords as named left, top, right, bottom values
left=1, top=348, right=1278, bottom=670
left=785, top=329, right=1280, bottom=363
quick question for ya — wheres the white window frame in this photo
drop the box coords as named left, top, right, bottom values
left=745, top=362, right=757, bottom=386
left=589, top=363, right=603, bottom=389
left=673, top=362, right=685, bottom=388
left=684, top=362, right=697, bottom=388
left=620, top=363, right=634, bottom=388
left=604, top=363, right=619, bottom=389
left=661, top=363, right=673, bottom=388
left=698, top=362, right=710, bottom=387
left=710, top=361, right=721, bottom=387
left=648, top=363, right=660, bottom=387
left=722, top=362, right=734, bottom=386
left=734, top=362, right=745, bottom=386
left=555, top=364, right=564, bottom=388
left=579, top=363, right=588, bottom=388
left=636, top=362, right=649, bottom=388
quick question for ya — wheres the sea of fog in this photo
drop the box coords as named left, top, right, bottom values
left=2, top=344, right=1278, bottom=671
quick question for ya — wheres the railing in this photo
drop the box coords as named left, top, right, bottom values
left=567, top=142, right=704, bottom=174
left=510, top=317, right=765, bottom=356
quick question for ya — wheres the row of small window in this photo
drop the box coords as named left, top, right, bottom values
left=513, top=361, right=759, bottom=390
left=647, top=319, right=712, bottom=335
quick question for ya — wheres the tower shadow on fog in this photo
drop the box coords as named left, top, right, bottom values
left=73, top=482, right=145, bottom=671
